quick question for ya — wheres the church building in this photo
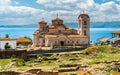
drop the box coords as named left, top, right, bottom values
left=33, top=13, right=90, bottom=47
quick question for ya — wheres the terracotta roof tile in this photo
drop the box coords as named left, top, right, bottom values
left=17, top=38, right=32, bottom=43
left=112, top=30, right=120, bottom=34
left=78, top=13, right=89, bottom=18
left=45, top=35, right=57, bottom=38
left=48, top=25, right=55, bottom=29
left=0, top=38, right=17, bottom=41
left=39, top=21, right=47, bottom=24
left=52, top=18, right=63, bottom=21
left=67, top=35, right=88, bottom=38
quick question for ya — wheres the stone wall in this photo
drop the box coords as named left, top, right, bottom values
left=37, top=71, right=58, bottom=75
left=0, top=71, right=21, bottom=75
left=0, top=50, right=27, bottom=60
left=26, top=69, right=58, bottom=75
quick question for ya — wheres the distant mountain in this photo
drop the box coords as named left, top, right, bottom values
left=0, top=21, right=120, bottom=28
left=66, top=21, right=120, bottom=28
left=0, top=24, right=38, bottom=28
left=90, top=21, right=120, bottom=28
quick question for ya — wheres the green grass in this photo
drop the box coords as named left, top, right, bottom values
left=0, top=59, right=11, bottom=67
left=1, top=45, right=120, bottom=73
left=0, top=59, right=11, bottom=71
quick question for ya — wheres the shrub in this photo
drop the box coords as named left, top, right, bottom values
left=82, top=46, right=97, bottom=55
left=16, top=58, right=25, bottom=66
left=70, top=73, right=77, bottom=75
left=5, top=34, right=9, bottom=38
left=5, top=43, right=11, bottom=49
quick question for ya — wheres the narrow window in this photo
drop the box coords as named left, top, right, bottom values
left=59, top=30, right=61, bottom=33
left=84, top=30, right=87, bottom=35
left=77, top=41, right=79, bottom=43
left=43, top=39, right=45, bottom=43
left=68, top=41, right=69, bottom=43
left=72, top=41, right=74, bottom=43
left=58, top=22, right=60, bottom=25
left=84, top=21, right=87, bottom=25
left=55, top=41, right=56, bottom=44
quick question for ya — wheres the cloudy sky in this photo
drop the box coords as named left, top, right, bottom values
left=0, top=0, right=120, bottom=25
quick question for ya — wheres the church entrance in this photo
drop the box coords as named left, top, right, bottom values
left=60, top=41, right=64, bottom=46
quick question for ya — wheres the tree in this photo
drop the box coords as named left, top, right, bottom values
left=5, top=43, right=11, bottom=49
left=24, top=36, right=32, bottom=41
left=5, top=34, right=9, bottom=38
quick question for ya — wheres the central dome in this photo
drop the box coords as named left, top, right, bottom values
left=78, top=13, right=89, bottom=18
left=39, top=21, right=47, bottom=24
left=52, top=18, right=63, bottom=22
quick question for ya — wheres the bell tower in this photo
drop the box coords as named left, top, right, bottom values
left=78, top=13, right=90, bottom=36
left=38, top=20, right=47, bottom=32
left=78, top=13, right=90, bottom=44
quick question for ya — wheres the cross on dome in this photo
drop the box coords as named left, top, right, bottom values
left=42, top=18, right=44, bottom=21
left=57, top=13, right=59, bottom=18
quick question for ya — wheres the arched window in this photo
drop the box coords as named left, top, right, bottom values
left=68, top=41, right=69, bottom=43
left=43, top=39, right=45, bottom=43
left=59, top=30, right=61, bottom=33
left=58, top=22, right=60, bottom=25
left=72, top=41, right=74, bottom=43
left=84, top=30, right=87, bottom=36
left=71, top=31, right=74, bottom=34
left=84, top=21, right=87, bottom=25
left=42, top=27, right=44, bottom=30
left=77, top=41, right=79, bottom=43
left=55, top=41, right=57, bottom=44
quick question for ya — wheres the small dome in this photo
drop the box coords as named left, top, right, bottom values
left=48, top=25, right=55, bottom=29
left=52, top=18, right=63, bottom=22
left=39, top=21, right=47, bottom=24
left=65, top=26, right=69, bottom=29
left=78, top=13, right=89, bottom=18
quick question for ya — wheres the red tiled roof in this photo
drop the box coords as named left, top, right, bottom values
left=78, top=14, right=89, bottom=18
left=17, top=38, right=32, bottom=43
left=48, top=25, right=55, bottom=29
left=52, top=18, right=63, bottom=21
left=112, top=30, right=120, bottom=34
left=67, top=35, right=88, bottom=38
left=39, top=21, right=47, bottom=24
left=0, top=38, right=17, bottom=41
left=45, top=35, right=57, bottom=38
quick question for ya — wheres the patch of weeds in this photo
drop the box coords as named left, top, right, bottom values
left=87, top=59, right=98, bottom=65
left=16, top=58, right=25, bottom=67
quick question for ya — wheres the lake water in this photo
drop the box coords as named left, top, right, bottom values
left=0, top=27, right=120, bottom=42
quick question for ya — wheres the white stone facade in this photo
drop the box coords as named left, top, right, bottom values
left=0, top=40, right=16, bottom=50
left=33, top=13, right=90, bottom=47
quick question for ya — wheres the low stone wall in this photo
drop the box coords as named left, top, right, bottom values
left=0, top=50, right=27, bottom=60
left=27, top=47, right=87, bottom=55
left=0, top=71, right=21, bottom=75
left=58, top=64, right=88, bottom=72
left=58, top=67, right=79, bottom=72
left=0, top=70, right=58, bottom=75
left=25, top=69, right=58, bottom=75
left=37, top=71, right=58, bottom=75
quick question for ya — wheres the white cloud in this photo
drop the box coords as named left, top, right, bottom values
left=0, top=0, right=11, bottom=6
left=36, top=0, right=120, bottom=22
left=36, top=0, right=94, bottom=10
left=0, top=0, right=120, bottom=25
left=0, top=0, right=47, bottom=25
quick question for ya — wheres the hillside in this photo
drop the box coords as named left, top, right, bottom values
left=0, top=45, right=120, bottom=75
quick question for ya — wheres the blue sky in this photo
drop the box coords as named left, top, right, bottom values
left=0, top=0, right=120, bottom=25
